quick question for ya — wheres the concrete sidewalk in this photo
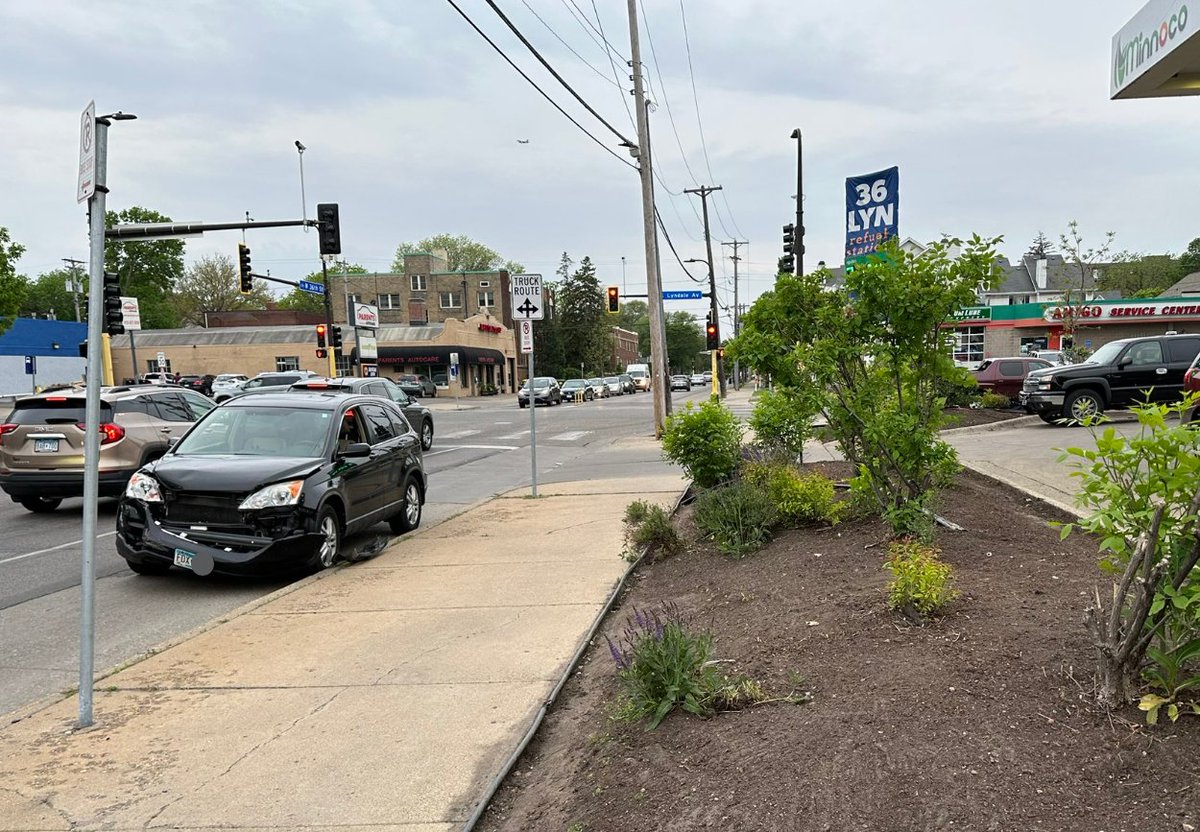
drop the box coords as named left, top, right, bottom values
left=0, top=441, right=684, bottom=831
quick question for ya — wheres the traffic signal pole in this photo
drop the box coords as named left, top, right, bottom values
left=685, top=185, right=726, bottom=398
left=322, top=257, right=336, bottom=377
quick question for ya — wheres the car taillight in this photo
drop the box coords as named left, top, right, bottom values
left=76, top=422, right=126, bottom=444
left=0, top=424, right=15, bottom=446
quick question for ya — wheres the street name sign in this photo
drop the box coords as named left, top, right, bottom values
left=511, top=273, right=545, bottom=320
left=663, top=290, right=703, bottom=300
left=77, top=101, right=96, bottom=203
left=298, top=279, right=325, bottom=295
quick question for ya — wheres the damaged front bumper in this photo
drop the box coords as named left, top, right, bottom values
left=116, top=499, right=323, bottom=576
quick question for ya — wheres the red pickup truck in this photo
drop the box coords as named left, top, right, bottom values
left=972, top=357, right=1053, bottom=398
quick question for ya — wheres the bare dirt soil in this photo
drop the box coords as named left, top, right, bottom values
left=479, top=466, right=1200, bottom=832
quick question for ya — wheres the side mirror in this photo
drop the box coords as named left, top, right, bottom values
left=167, top=436, right=181, bottom=447
left=1118, top=355, right=1133, bottom=368
left=341, top=442, right=371, bottom=458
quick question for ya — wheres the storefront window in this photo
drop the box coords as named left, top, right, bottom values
left=952, top=327, right=984, bottom=367
left=335, top=355, right=353, bottom=375
left=275, top=356, right=301, bottom=371
left=1019, top=336, right=1048, bottom=355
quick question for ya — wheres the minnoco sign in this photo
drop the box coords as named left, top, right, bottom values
left=1111, top=0, right=1197, bottom=98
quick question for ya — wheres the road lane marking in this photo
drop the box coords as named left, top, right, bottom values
left=500, top=430, right=530, bottom=439
left=0, top=531, right=118, bottom=567
left=439, top=429, right=482, bottom=439
left=547, top=431, right=592, bottom=441
left=428, top=444, right=521, bottom=454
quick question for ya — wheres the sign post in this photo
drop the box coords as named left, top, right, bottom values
left=450, top=351, right=460, bottom=409
left=512, top=274, right=544, bottom=497
left=24, top=355, right=36, bottom=393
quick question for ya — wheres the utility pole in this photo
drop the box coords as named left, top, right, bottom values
left=626, top=0, right=669, bottom=437
left=790, top=128, right=804, bottom=277
left=63, top=258, right=86, bottom=322
left=721, top=240, right=747, bottom=389
left=685, top=185, right=726, bottom=398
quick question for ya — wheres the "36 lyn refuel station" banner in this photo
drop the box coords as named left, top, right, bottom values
left=845, top=166, right=899, bottom=264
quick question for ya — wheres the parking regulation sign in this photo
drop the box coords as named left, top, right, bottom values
left=511, top=273, right=544, bottom=320
left=519, top=320, right=533, bottom=354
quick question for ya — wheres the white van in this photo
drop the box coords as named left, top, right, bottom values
left=626, top=363, right=651, bottom=391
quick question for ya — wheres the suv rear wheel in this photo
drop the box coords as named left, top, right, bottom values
left=20, top=496, right=62, bottom=513
left=1064, top=389, right=1104, bottom=424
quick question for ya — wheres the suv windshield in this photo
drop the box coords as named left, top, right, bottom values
left=175, top=406, right=333, bottom=457
left=1085, top=341, right=1127, bottom=366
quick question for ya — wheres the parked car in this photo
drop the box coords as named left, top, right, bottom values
left=689, top=372, right=706, bottom=387
left=0, top=384, right=215, bottom=512
left=395, top=373, right=437, bottom=398
left=626, top=363, right=651, bottom=391
left=670, top=375, right=691, bottom=391
left=139, top=372, right=172, bottom=385
left=1020, top=334, right=1200, bottom=424
left=604, top=376, right=623, bottom=396
left=289, top=377, right=435, bottom=450
left=210, top=373, right=249, bottom=397
left=972, top=357, right=1053, bottom=398
left=115, top=391, right=426, bottom=577
left=177, top=374, right=216, bottom=396
left=518, top=377, right=562, bottom=408
left=560, top=378, right=594, bottom=402
left=431, top=373, right=449, bottom=388
left=215, top=371, right=316, bottom=402
left=619, top=374, right=636, bottom=394
left=1031, top=349, right=1068, bottom=366
left=586, top=377, right=609, bottom=399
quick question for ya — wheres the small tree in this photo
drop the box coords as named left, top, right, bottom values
left=0, top=227, right=29, bottom=336
left=1058, top=221, right=1116, bottom=362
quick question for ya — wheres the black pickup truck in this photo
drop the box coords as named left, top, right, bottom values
left=1019, top=333, right=1200, bottom=424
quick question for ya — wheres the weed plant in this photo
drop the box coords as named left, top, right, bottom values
left=622, top=500, right=683, bottom=562
left=694, top=482, right=778, bottom=558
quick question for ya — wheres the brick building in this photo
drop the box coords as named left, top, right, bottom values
left=611, top=326, right=640, bottom=370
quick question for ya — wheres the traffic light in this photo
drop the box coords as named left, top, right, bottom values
left=102, top=271, right=124, bottom=336
left=315, top=348, right=328, bottom=359
left=606, top=286, right=619, bottom=314
left=78, top=341, right=88, bottom=358
left=317, top=203, right=341, bottom=256
left=315, top=323, right=327, bottom=349
left=781, top=224, right=796, bottom=274
left=238, top=243, right=253, bottom=293
left=329, top=325, right=343, bottom=353
left=705, top=310, right=719, bottom=351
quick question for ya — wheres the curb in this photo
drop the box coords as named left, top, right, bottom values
left=958, top=461, right=1085, bottom=520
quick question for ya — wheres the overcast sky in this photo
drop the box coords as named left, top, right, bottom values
left=2, top=0, right=1196, bottom=329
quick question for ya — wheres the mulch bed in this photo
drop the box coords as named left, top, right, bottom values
left=943, top=406, right=1027, bottom=429
left=479, top=465, right=1200, bottom=832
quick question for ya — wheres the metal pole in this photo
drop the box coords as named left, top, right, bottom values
left=686, top=185, right=726, bottom=398
left=528, top=347, right=537, bottom=497
left=792, top=128, right=804, bottom=277
left=297, top=144, right=308, bottom=232
left=627, top=0, right=668, bottom=437
left=722, top=240, right=746, bottom=389
left=79, top=116, right=110, bottom=729
left=128, top=329, right=138, bottom=383
left=321, top=258, right=336, bottom=377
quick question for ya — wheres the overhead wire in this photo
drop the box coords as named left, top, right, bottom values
left=655, top=206, right=703, bottom=283
left=677, top=0, right=745, bottom=240
left=587, top=0, right=637, bottom=133
left=442, top=0, right=636, bottom=171
left=518, top=0, right=622, bottom=90
left=483, top=0, right=635, bottom=147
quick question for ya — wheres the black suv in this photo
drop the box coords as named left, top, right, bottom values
left=1020, top=334, right=1200, bottom=424
left=289, top=377, right=434, bottom=450
left=116, top=391, right=426, bottom=576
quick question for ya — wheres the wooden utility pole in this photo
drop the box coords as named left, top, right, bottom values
left=685, top=185, right=725, bottom=398
left=721, top=240, right=747, bottom=389
left=626, top=0, right=669, bottom=435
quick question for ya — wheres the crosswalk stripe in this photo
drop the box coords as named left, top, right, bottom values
left=547, top=430, right=591, bottom=441
left=439, top=429, right=482, bottom=439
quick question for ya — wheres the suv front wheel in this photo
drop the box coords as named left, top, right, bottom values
left=1065, top=389, right=1104, bottom=425
left=20, top=496, right=62, bottom=513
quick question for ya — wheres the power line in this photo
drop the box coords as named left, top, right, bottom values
left=566, top=0, right=629, bottom=62
left=443, top=0, right=636, bottom=171
left=518, top=0, right=621, bottom=90
left=483, top=0, right=635, bottom=148
left=588, top=0, right=637, bottom=132
left=677, top=0, right=745, bottom=240
left=655, top=206, right=703, bottom=283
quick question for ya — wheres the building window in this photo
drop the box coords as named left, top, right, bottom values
left=951, top=327, right=985, bottom=367
left=477, top=290, right=495, bottom=308
left=410, top=274, right=426, bottom=291
left=378, top=293, right=403, bottom=309
left=276, top=356, right=301, bottom=372
left=478, top=280, right=490, bottom=288
left=146, top=359, right=171, bottom=374
left=348, top=294, right=361, bottom=304
left=335, top=355, right=353, bottom=375
left=440, top=291, right=461, bottom=309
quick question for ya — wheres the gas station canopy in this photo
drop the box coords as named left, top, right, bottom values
left=1111, top=0, right=1200, bottom=98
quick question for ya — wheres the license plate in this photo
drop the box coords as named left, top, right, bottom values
left=173, top=548, right=195, bottom=570
left=33, top=438, right=59, bottom=453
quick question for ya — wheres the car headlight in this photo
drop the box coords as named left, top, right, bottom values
left=1037, top=375, right=1055, bottom=388
left=238, top=480, right=304, bottom=510
left=126, top=472, right=163, bottom=503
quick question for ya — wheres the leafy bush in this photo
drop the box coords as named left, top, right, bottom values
left=661, top=399, right=743, bottom=488
left=935, top=366, right=981, bottom=407
left=606, top=605, right=763, bottom=729
left=766, top=466, right=843, bottom=526
left=694, top=482, right=777, bottom=558
left=884, top=539, right=958, bottom=619
left=622, top=500, right=683, bottom=562
left=747, top=386, right=823, bottom=461
left=979, top=391, right=1011, bottom=409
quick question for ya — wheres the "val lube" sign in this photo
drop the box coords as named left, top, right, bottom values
left=845, top=166, right=899, bottom=264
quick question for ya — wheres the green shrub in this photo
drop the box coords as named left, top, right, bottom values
left=884, top=539, right=959, bottom=618
left=623, top=502, right=683, bottom=562
left=606, top=605, right=765, bottom=729
left=694, top=482, right=777, bottom=558
left=934, top=367, right=981, bottom=407
left=747, top=386, right=823, bottom=460
left=766, top=466, right=844, bottom=526
left=662, top=399, right=743, bottom=488
left=979, top=391, right=1011, bottom=409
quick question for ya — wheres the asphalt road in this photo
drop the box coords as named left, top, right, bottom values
left=0, top=387, right=705, bottom=717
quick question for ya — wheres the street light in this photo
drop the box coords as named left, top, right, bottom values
left=295, top=140, right=308, bottom=232
left=790, top=128, right=803, bottom=277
